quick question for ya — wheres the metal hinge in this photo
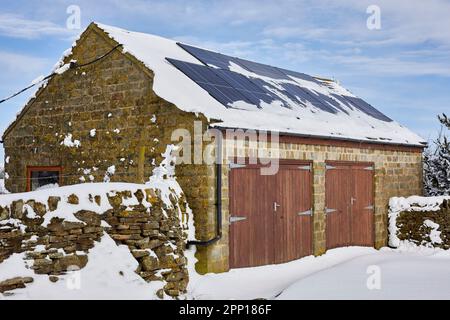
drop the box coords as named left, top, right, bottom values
left=297, top=209, right=312, bottom=216
left=364, top=205, right=374, bottom=210
left=298, top=165, right=312, bottom=171
left=325, top=165, right=336, bottom=170
left=364, top=166, right=374, bottom=171
left=325, top=207, right=338, bottom=214
left=230, top=216, right=247, bottom=223
left=229, top=163, right=246, bottom=169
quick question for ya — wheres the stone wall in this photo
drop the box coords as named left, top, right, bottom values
left=2, top=24, right=215, bottom=274
left=0, top=185, right=189, bottom=297
left=389, top=197, right=449, bottom=249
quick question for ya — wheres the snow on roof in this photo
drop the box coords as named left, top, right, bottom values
left=95, top=23, right=425, bottom=146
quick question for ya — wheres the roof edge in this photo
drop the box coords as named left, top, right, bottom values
left=212, top=125, right=427, bottom=150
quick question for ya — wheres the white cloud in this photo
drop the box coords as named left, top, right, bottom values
left=0, top=51, right=49, bottom=76
left=0, top=14, right=76, bottom=39
left=262, top=27, right=331, bottom=39
left=260, top=0, right=450, bottom=47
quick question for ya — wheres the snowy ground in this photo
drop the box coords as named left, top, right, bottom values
left=276, top=246, right=450, bottom=300
left=0, top=179, right=6, bottom=194
left=1, top=234, right=161, bottom=300
left=188, top=245, right=450, bottom=300
left=1, top=239, right=449, bottom=300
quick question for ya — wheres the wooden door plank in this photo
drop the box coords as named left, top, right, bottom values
left=325, top=164, right=351, bottom=249
left=275, top=165, right=313, bottom=263
left=350, top=166, right=375, bottom=246
left=229, top=167, right=276, bottom=268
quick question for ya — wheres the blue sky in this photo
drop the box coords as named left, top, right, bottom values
left=1, top=0, right=449, bottom=161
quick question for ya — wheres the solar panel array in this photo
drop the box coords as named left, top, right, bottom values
left=167, top=58, right=277, bottom=108
left=169, top=43, right=392, bottom=122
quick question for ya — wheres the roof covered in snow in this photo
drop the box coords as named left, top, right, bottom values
left=94, top=23, right=425, bottom=147
left=4, top=23, right=426, bottom=147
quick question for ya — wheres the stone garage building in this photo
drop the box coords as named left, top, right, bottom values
left=1, top=23, right=425, bottom=273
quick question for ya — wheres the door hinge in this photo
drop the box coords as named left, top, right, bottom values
left=364, top=205, right=374, bottom=210
left=364, top=166, right=374, bottom=171
left=298, top=165, right=312, bottom=171
left=325, top=207, right=338, bottom=214
left=229, top=163, right=246, bottom=169
left=297, top=209, right=312, bottom=216
left=325, top=165, right=336, bottom=170
left=230, top=216, right=247, bottom=223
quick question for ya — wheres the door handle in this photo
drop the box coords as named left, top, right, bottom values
left=273, top=202, right=281, bottom=212
left=351, top=197, right=356, bottom=205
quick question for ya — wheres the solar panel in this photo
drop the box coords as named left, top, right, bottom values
left=178, top=42, right=291, bottom=80
left=314, top=92, right=349, bottom=114
left=330, top=94, right=354, bottom=110
left=278, top=68, right=321, bottom=84
left=167, top=58, right=254, bottom=108
left=178, top=43, right=239, bottom=70
left=175, top=42, right=394, bottom=122
left=281, top=82, right=337, bottom=113
left=234, top=58, right=291, bottom=80
left=212, top=68, right=275, bottom=105
left=343, top=96, right=392, bottom=122
left=246, top=78, right=298, bottom=109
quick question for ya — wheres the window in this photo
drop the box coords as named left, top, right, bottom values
left=27, top=166, right=62, bottom=191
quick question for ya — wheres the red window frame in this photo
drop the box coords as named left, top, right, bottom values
left=26, top=166, right=63, bottom=192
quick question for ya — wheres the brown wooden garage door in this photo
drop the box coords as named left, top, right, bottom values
left=229, top=161, right=313, bottom=268
left=325, top=162, right=374, bottom=249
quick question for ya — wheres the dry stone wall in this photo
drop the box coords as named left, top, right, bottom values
left=0, top=185, right=190, bottom=298
left=389, top=197, right=450, bottom=249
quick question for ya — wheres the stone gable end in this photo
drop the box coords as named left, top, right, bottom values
left=2, top=25, right=217, bottom=273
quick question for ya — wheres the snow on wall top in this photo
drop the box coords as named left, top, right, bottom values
left=388, top=195, right=450, bottom=247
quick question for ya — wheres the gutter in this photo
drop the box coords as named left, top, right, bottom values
left=186, top=135, right=223, bottom=248
left=212, top=125, right=427, bottom=149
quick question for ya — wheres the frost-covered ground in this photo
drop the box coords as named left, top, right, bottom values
left=1, top=241, right=449, bottom=300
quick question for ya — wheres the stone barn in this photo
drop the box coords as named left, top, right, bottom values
left=1, top=23, right=426, bottom=273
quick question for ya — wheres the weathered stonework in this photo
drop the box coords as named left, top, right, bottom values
left=2, top=24, right=214, bottom=274
left=394, top=199, right=449, bottom=249
left=0, top=277, right=34, bottom=293
left=0, top=187, right=189, bottom=297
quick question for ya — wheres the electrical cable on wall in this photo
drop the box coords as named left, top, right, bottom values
left=0, top=44, right=123, bottom=105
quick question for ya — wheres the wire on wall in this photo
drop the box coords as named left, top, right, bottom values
left=0, top=44, right=123, bottom=105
